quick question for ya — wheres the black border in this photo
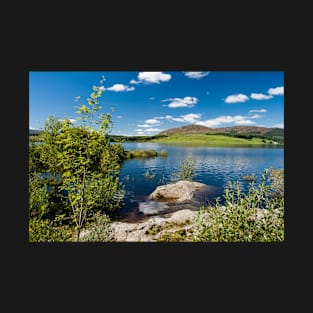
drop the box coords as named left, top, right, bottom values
left=6, top=7, right=305, bottom=305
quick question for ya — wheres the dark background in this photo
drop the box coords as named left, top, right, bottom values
left=3, top=2, right=309, bottom=311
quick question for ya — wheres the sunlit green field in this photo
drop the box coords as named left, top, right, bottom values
left=151, top=133, right=276, bottom=146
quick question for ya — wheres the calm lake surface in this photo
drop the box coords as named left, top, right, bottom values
left=117, top=142, right=284, bottom=221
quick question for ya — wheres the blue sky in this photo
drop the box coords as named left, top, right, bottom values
left=29, top=71, right=284, bottom=136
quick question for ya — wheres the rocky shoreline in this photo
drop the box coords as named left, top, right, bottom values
left=79, top=180, right=280, bottom=242
left=81, top=180, right=209, bottom=241
left=108, top=208, right=198, bottom=242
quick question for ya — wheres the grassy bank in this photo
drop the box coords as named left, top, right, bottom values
left=123, top=149, right=168, bottom=159
left=150, top=133, right=279, bottom=146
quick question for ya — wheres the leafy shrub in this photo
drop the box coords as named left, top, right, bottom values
left=158, top=149, right=168, bottom=157
left=191, top=168, right=284, bottom=242
left=172, top=152, right=195, bottom=181
left=29, top=217, right=73, bottom=242
left=79, top=211, right=112, bottom=242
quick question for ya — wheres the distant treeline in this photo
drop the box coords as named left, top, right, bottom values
left=207, top=132, right=284, bottom=144
left=109, top=134, right=168, bottom=142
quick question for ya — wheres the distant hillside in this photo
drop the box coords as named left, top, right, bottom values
left=158, top=124, right=283, bottom=137
left=211, top=126, right=284, bottom=136
left=29, top=129, right=42, bottom=135
left=159, top=125, right=213, bottom=136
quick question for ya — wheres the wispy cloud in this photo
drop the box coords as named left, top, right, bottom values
left=195, top=114, right=261, bottom=128
left=268, top=86, right=284, bottom=96
left=130, top=72, right=171, bottom=84
left=184, top=72, right=210, bottom=79
left=106, top=84, right=135, bottom=92
left=135, top=126, right=163, bottom=135
left=116, top=115, right=123, bottom=119
left=145, top=118, right=160, bottom=125
left=137, top=118, right=161, bottom=129
left=164, top=113, right=202, bottom=123
left=250, top=93, right=273, bottom=100
left=149, top=97, right=156, bottom=100
left=224, top=93, right=249, bottom=103
left=144, top=128, right=163, bottom=132
left=249, top=109, right=267, bottom=113
left=249, top=114, right=262, bottom=119
left=162, top=96, right=198, bottom=108
left=137, top=124, right=152, bottom=128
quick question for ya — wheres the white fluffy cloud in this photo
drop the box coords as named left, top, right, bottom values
left=249, top=114, right=262, bottom=119
left=184, top=72, right=210, bottom=79
left=250, top=93, right=273, bottom=100
left=145, top=118, right=160, bottom=125
left=249, top=109, right=267, bottom=113
left=144, top=128, right=163, bottom=132
left=106, top=84, right=135, bottom=92
left=165, top=113, right=202, bottom=123
left=137, top=118, right=161, bottom=129
left=135, top=127, right=163, bottom=135
left=268, top=86, right=284, bottom=95
left=224, top=93, right=249, bottom=103
left=195, top=114, right=260, bottom=128
left=162, top=96, right=198, bottom=108
left=130, top=72, right=171, bottom=84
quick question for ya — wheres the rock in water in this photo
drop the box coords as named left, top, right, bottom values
left=148, top=180, right=208, bottom=202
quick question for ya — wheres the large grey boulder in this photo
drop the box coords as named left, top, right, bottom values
left=148, top=180, right=208, bottom=202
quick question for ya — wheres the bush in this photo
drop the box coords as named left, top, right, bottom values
left=79, top=211, right=112, bottom=242
left=191, top=169, right=284, bottom=242
left=29, top=217, right=73, bottom=242
left=172, top=152, right=195, bottom=181
left=158, top=149, right=168, bottom=157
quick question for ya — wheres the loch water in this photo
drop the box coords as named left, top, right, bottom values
left=117, top=142, right=284, bottom=222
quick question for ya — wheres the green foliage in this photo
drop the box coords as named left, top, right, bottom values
left=29, top=174, right=49, bottom=218
left=40, top=116, right=64, bottom=174
left=109, top=134, right=167, bottom=142
left=28, top=78, right=125, bottom=242
left=122, top=149, right=168, bottom=159
left=144, top=169, right=155, bottom=180
left=241, top=174, right=257, bottom=182
left=29, top=217, right=73, bottom=242
left=124, top=149, right=158, bottom=158
left=79, top=211, right=112, bottom=242
left=172, top=153, right=195, bottom=181
left=151, top=133, right=283, bottom=146
left=158, top=149, right=168, bottom=157
left=191, top=169, right=284, bottom=242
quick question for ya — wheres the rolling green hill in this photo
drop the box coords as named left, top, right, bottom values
left=155, top=125, right=284, bottom=145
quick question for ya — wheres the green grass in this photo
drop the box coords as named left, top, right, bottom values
left=150, top=133, right=276, bottom=146
left=123, top=149, right=168, bottom=159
